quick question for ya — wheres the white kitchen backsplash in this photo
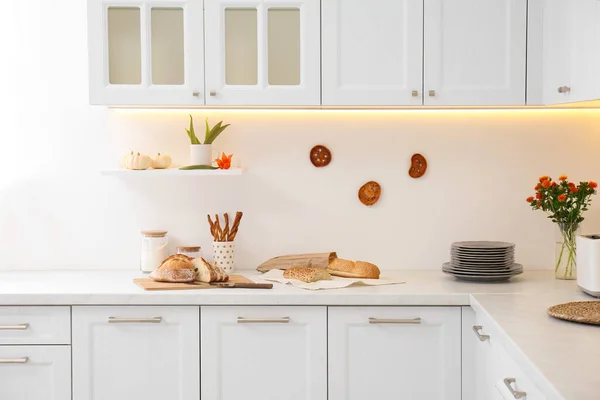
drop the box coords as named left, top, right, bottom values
left=1, top=0, right=600, bottom=270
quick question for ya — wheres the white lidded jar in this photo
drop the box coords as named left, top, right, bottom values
left=140, top=230, right=168, bottom=273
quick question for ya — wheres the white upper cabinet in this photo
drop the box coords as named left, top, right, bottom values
left=424, top=0, right=527, bottom=106
left=542, top=0, right=600, bottom=104
left=88, top=0, right=204, bottom=106
left=328, top=307, right=462, bottom=400
left=72, top=306, right=199, bottom=400
left=204, top=0, right=320, bottom=106
left=322, top=0, right=423, bottom=106
left=201, top=306, right=327, bottom=400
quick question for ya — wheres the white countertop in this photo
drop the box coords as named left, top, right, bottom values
left=0, top=269, right=573, bottom=305
left=0, top=269, right=597, bottom=400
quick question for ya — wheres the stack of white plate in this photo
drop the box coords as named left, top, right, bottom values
left=442, top=241, right=523, bottom=282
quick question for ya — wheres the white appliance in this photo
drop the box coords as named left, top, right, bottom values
left=576, top=234, right=600, bottom=297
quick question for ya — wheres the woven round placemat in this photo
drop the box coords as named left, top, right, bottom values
left=547, top=301, right=600, bottom=326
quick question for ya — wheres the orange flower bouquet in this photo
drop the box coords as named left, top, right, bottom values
left=527, top=175, right=597, bottom=279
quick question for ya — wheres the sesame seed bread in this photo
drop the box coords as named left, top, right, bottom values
left=327, top=258, right=380, bottom=279
left=283, top=267, right=332, bottom=283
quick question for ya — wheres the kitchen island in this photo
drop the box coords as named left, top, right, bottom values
left=0, top=270, right=596, bottom=400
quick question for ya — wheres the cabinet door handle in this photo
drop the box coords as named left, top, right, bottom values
left=411, top=90, right=419, bottom=97
left=503, top=378, right=527, bottom=399
left=0, top=324, right=29, bottom=330
left=428, top=90, right=436, bottom=97
left=209, top=90, right=217, bottom=96
left=108, top=317, right=162, bottom=324
left=192, top=91, right=200, bottom=97
left=557, top=86, right=571, bottom=94
left=237, top=317, right=290, bottom=324
left=472, top=325, right=490, bottom=341
left=0, top=357, right=29, bottom=364
left=369, top=317, right=422, bottom=324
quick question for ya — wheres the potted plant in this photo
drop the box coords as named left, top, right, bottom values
left=527, top=175, right=597, bottom=279
left=186, top=115, right=230, bottom=166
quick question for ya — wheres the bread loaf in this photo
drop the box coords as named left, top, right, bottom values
left=283, top=267, right=332, bottom=283
left=193, top=258, right=229, bottom=283
left=149, top=255, right=197, bottom=282
left=327, top=258, right=380, bottom=279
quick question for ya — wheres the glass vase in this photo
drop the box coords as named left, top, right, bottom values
left=555, top=223, right=579, bottom=280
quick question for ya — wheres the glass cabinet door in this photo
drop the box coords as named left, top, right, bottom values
left=205, top=0, right=320, bottom=106
left=88, top=0, right=204, bottom=106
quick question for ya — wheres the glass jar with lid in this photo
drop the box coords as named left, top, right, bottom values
left=176, top=246, right=201, bottom=259
left=140, top=230, right=168, bottom=272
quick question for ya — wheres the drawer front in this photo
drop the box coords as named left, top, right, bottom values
left=495, top=343, right=546, bottom=400
left=329, top=306, right=462, bottom=400
left=0, top=345, right=71, bottom=400
left=0, top=306, right=71, bottom=345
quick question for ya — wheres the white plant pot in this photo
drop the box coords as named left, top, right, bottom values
left=213, top=241, right=235, bottom=273
left=190, top=144, right=212, bottom=165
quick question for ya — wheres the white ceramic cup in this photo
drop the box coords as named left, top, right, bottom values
left=190, top=144, right=213, bottom=165
left=213, top=241, right=236, bottom=273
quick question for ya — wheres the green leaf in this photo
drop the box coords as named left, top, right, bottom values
left=205, top=123, right=230, bottom=144
left=186, top=115, right=200, bottom=144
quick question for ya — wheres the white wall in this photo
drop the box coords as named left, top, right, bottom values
left=1, top=0, right=600, bottom=271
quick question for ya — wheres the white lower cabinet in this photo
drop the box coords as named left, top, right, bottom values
left=72, top=306, right=199, bottom=400
left=495, top=343, right=546, bottom=400
left=0, top=346, right=71, bottom=400
left=328, top=306, right=461, bottom=400
left=201, top=306, right=327, bottom=400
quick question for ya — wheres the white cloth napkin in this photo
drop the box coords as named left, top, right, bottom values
left=260, top=269, right=405, bottom=291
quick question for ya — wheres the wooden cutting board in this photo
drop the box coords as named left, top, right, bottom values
left=134, top=275, right=255, bottom=291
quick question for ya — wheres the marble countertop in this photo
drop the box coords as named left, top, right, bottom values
left=0, top=269, right=596, bottom=399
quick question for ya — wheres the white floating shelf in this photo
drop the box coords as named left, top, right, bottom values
left=101, top=167, right=245, bottom=177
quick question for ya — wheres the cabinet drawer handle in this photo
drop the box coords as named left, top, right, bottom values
left=237, top=317, right=290, bottom=324
left=0, top=357, right=29, bottom=364
left=0, top=324, right=29, bottom=330
left=557, top=86, right=571, bottom=94
left=108, top=317, right=162, bottom=324
left=368, top=317, right=422, bottom=324
left=503, top=378, right=527, bottom=399
left=411, top=90, right=419, bottom=97
left=428, top=90, right=436, bottom=97
left=472, top=325, right=490, bottom=341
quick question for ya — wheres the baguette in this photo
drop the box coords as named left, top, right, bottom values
left=150, top=255, right=197, bottom=283
left=327, top=258, right=380, bottom=279
left=283, top=267, right=331, bottom=283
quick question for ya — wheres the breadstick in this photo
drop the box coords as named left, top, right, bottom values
left=215, top=214, right=223, bottom=242
left=223, top=213, right=230, bottom=242
left=228, top=211, right=243, bottom=241
left=207, top=215, right=217, bottom=241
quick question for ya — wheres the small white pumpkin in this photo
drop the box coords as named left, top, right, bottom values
left=150, top=153, right=172, bottom=169
left=123, top=152, right=151, bottom=170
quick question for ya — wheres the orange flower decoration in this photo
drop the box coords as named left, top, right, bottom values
left=551, top=182, right=558, bottom=188
left=558, top=175, right=568, bottom=181
left=534, top=183, right=541, bottom=191
left=541, top=180, right=551, bottom=188
left=570, top=187, right=579, bottom=193
left=526, top=196, right=534, bottom=203
left=536, top=192, right=543, bottom=200
left=539, top=175, right=549, bottom=182
left=591, top=181, right=598, bottom=189
left=567, top=182, right=576, bottom=188
left=558, top=194, right=567, bottom=202
left=216, top=153, right=233, bottom=170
